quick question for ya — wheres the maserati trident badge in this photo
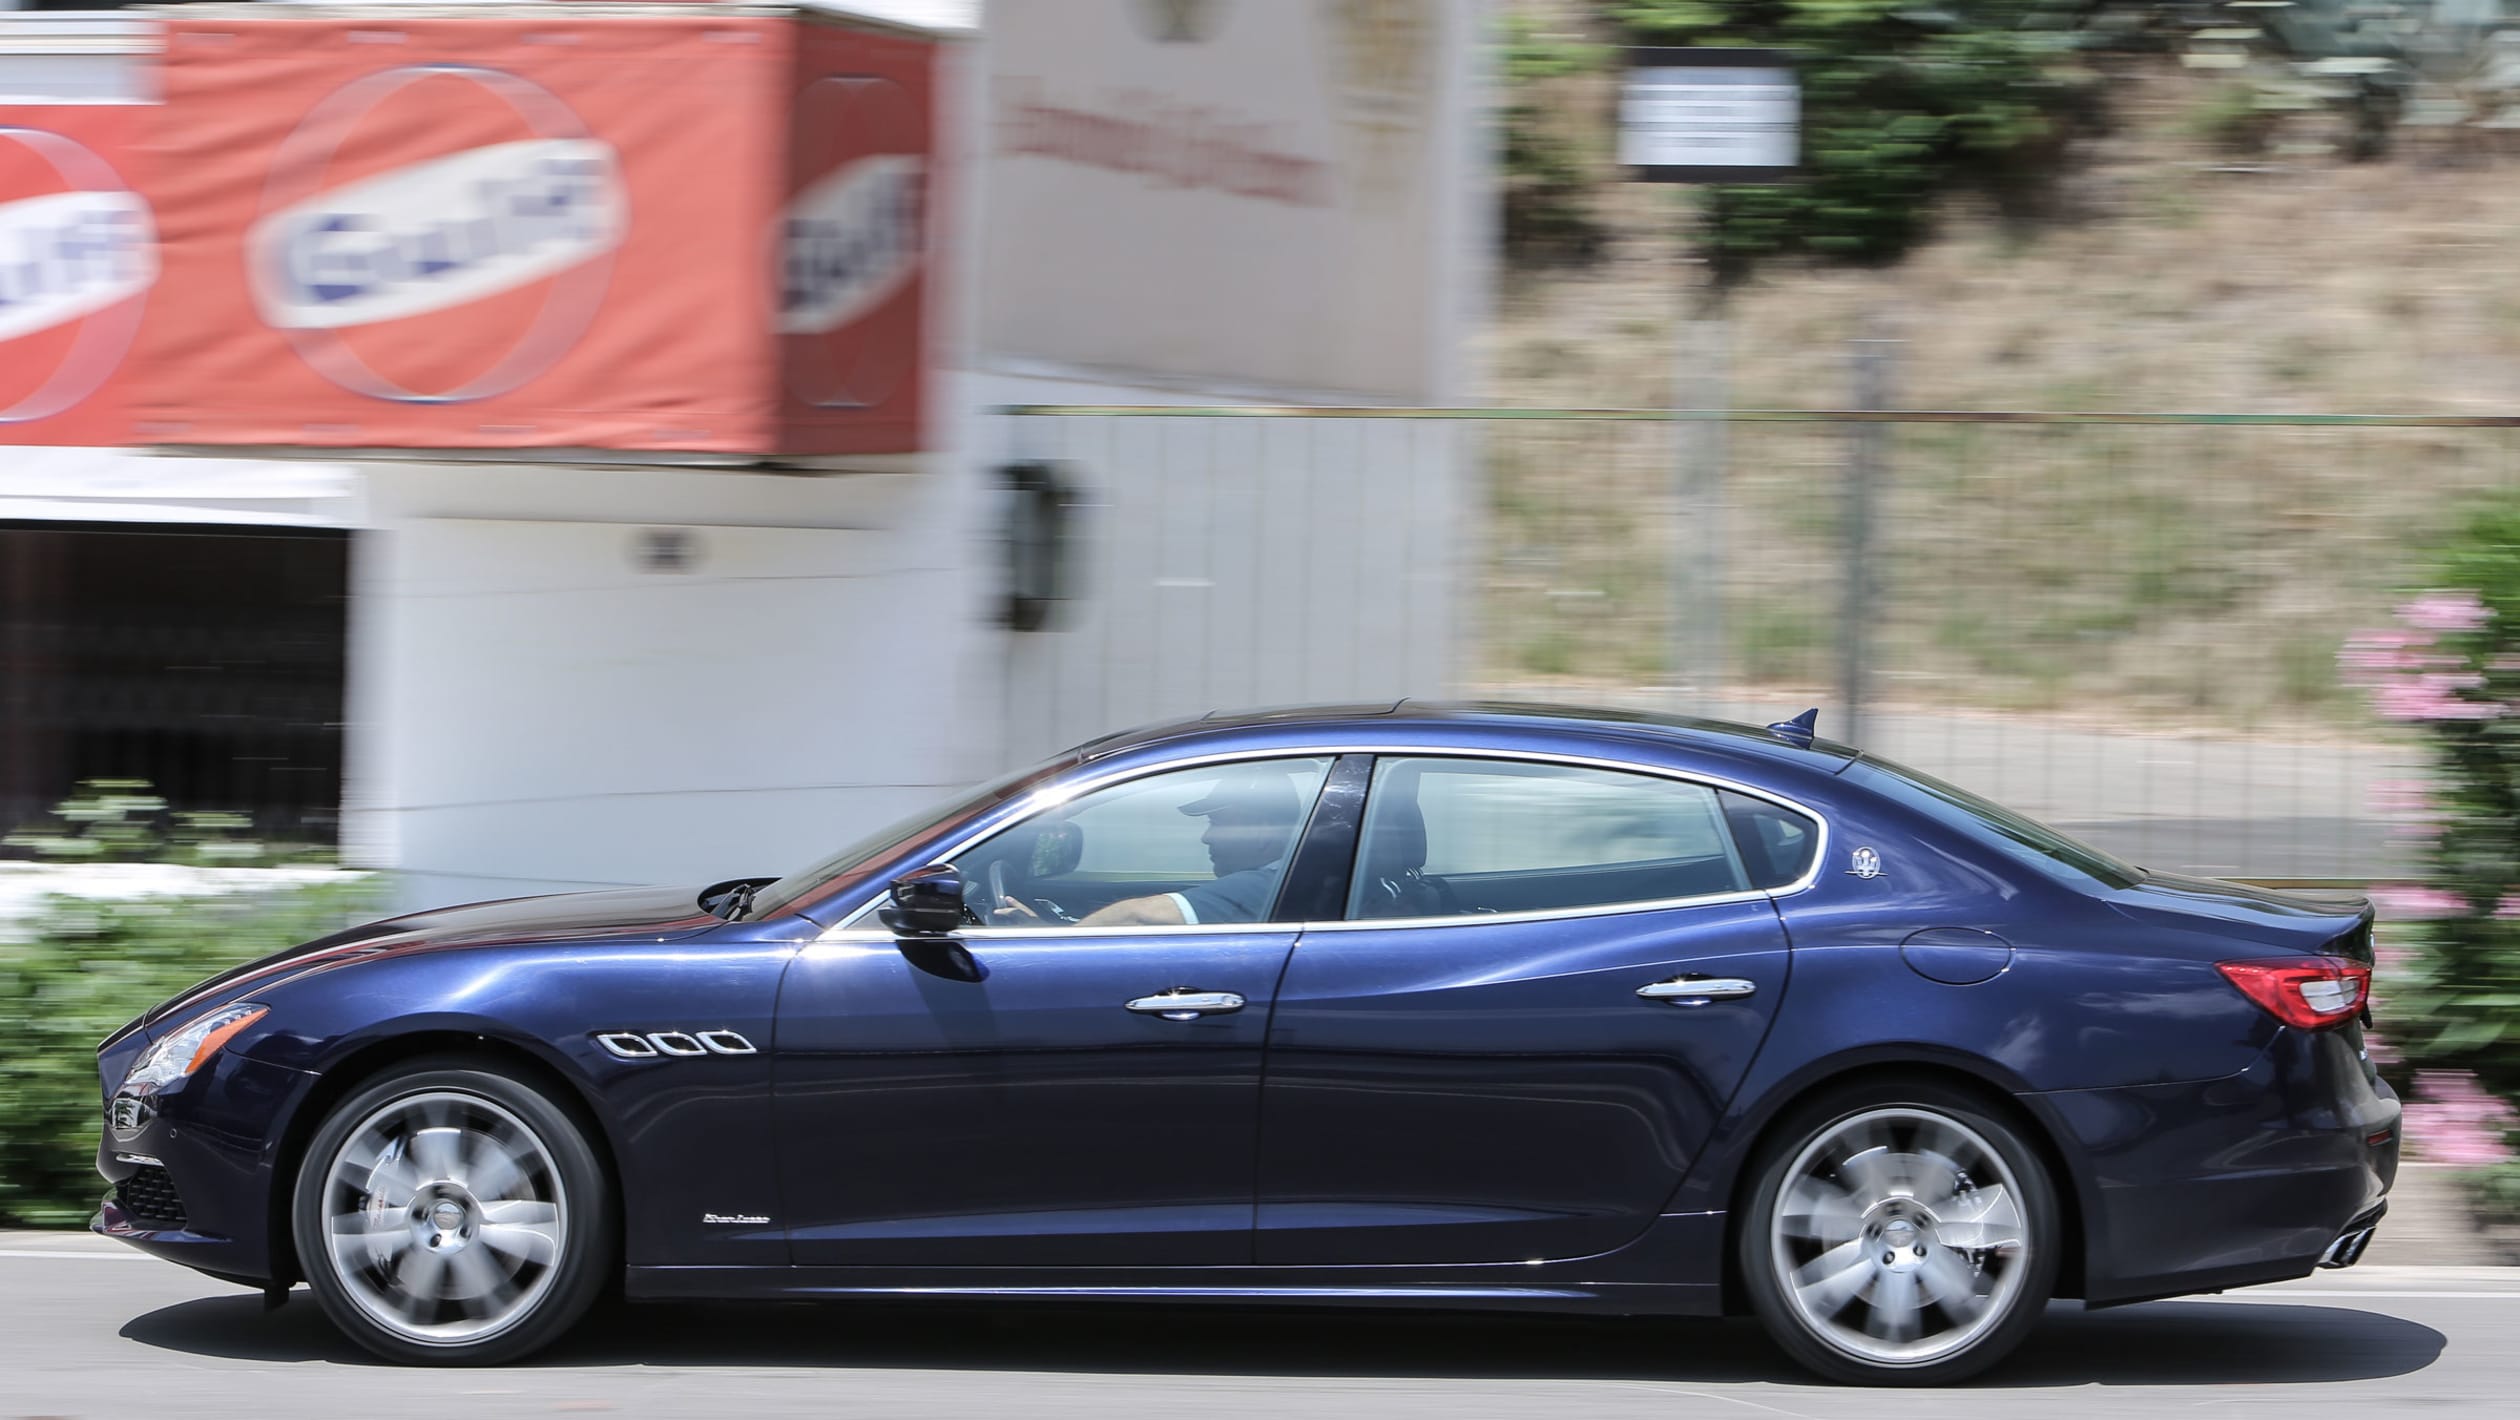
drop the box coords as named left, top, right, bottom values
left=1849, top=846, right=1884, bottom=879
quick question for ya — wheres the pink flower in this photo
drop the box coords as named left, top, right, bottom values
left=2340, top=631, right=2431, bottom=681
left=2365, top=1028, right=2403, bottom=1071
left=2497, top=896, right=2520, bottom=920
left=2372, top=884, right=2469, bottom=919
left=2402, top=1069, right=2520, bottom=1166
left=2369, top=780, right=2444, bottom=839
left=2375, top=673, right=2502, bottom=722
left=2400, top=591, right=2493, bottom=634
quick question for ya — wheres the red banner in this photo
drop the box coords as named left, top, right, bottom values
left=778, top=18, right=933, bottom=456
left=0, top=104, right=153, bottom=447
left=141, top=13, right=933, bottom=457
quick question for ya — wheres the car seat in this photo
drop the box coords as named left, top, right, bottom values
left=1358, top=776, right=1462, bottom=919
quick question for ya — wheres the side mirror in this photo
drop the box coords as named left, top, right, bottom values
left=879, top=863, right=965, bottom=936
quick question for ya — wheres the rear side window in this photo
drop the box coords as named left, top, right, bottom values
left=1718, top=790, right=1821, bottom=890
left=1348, top=757, right=1751, bottom=920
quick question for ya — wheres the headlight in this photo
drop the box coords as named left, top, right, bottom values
left=123, top=1002, right=268, bottom=1094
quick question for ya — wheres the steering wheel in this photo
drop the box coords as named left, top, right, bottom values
left=984, top=859, right=1075, bottom=925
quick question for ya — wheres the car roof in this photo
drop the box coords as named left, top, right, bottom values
left=1073, top=699, right=1860, bottom=775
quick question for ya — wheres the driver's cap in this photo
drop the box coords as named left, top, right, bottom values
left=1178, top=767, right=1304, bottom=823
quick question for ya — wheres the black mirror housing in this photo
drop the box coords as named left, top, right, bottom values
left=880, top=862, right=965, bottom=936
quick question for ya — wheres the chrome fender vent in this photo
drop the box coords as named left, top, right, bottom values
left=594, top=1030, right=757, bottom=1060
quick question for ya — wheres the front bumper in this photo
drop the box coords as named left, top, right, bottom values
left=92, top=1047, right=319, bottom=1286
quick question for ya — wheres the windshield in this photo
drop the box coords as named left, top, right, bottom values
left=1844, top=754, right=2143, bottom=890
left=745, top=752, right=1082, bottom=921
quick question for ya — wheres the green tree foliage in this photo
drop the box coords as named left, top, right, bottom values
left=1611, top=0, right=2096, bottom=283
left=0, top=880, right=379, bottom=1225
left=1501, top=13, right=1615, bottom=264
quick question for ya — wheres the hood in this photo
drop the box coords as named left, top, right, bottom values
left=2109, top=871, right=2374, bottom=962
left=140, top=885, right=726, bottom=1029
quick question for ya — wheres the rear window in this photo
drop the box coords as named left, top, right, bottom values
left=1845, top=755, right=2141, bottom=889
left=1717, top=789, right=1821, bottom=890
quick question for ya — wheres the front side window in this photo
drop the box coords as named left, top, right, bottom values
left=951, top=757, right=1334, bottom=929
left=1348, top=758, right=1751, bottom=920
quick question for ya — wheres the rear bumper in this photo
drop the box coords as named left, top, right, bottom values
left=2031, top=1026, right=2398, bottom=1307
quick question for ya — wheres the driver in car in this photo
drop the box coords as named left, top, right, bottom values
left=989, top=768, right=1305, bottom=927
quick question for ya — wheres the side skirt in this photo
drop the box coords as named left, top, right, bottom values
left=624, top=1209, right=1732, bottom=1317
left=624, top=1269, right=1722, bottom=1316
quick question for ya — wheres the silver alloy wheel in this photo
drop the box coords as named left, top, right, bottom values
left=318, top=1089, right=569, bottom=1347
left=1767, top=1106, right=2032, bottom=1369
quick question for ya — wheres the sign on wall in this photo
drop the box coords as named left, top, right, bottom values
left=141, top=11, right=934, bottom=458
left=780, top=17, right=933, bottom=456
left=980, top=0, right=1467, bottom=402
left=0, top=105, right=154, bottom=446
left=1618, top=47, right=1799, bottom=183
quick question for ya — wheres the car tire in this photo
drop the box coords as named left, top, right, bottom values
left=291, top=1055, right=613, bottom=1365
left=1737, top=1077, right=2060, bottom=1386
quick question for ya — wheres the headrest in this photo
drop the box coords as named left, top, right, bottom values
left=1371, top=792, right=1429, bottom=873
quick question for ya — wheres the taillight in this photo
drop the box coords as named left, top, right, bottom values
left=2216, top=956, right=2371, bottom=1030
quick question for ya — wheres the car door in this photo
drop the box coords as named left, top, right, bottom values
left=1255, top=754, right=1814, bottom=1266
left=774, top=755, right=1339, bottom=1267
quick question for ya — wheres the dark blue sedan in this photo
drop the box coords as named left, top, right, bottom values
left=93, top=703, right=2397, bottom=1384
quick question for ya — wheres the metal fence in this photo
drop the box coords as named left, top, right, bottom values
left=1003, top=403, right=2520, bottom=883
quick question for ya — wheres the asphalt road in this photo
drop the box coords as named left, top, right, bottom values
left=1, top=1233, right=2513, bottom=1419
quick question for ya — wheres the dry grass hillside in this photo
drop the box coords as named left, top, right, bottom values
left=1492, top=66, right=2520, bottom=415
left=1478, top=60, right=2520, bottom=735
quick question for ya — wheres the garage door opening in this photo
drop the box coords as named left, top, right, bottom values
left=0, top=521, right=348, bottom=855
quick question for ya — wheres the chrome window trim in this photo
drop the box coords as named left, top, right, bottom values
left=810, top=742, right=1831, bottom=944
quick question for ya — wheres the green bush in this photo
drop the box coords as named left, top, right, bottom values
left=5, top=778, right=332, bottom=868
left=1610, top=0, right=2096, bottom=283
left=1501, top=13, right=1613, bottom=266
left=2474, top=1160, right=2520, bottom=1226
left=0, top=880, right=379, bottom=1226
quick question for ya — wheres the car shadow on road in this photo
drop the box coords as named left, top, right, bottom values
left=121, top=1294, right=2443, bottom=1387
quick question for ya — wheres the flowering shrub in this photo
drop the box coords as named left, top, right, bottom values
left=2342, top=499, right=2520, bottom=1212
left=2401, top=1070, right=2520, bottom=1168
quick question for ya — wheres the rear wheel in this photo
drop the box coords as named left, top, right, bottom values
left=1738, top=1079, right=2059, bottom=1385
left=292, top=1057, right=612, bottom=1364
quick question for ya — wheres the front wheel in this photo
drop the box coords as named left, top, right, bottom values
left=1738, top=1080, right=2060, bottom=1386
left=292, top=1057, right=614, bottom=1364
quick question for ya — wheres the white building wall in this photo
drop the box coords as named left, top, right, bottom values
left=984, top=371, right=1468, bottom=768
left=344, top=446, right=1004, bottom=909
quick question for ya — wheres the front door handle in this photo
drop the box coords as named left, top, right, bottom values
left=1637, top=976, right=1757, bottom=1006
left=1126, top=990, right=1246, bottom=1021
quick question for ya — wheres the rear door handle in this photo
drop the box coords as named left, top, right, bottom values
left=1126, top=990, right=1246, bottom=1021
left=1637, top=976, right=1757, bottom=1006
